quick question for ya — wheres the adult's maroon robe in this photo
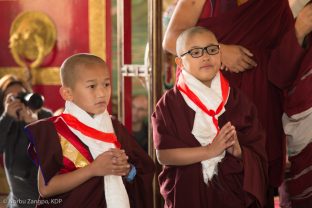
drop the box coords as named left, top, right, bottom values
left=284, top=36, right=312, bottom=117
left=284, top=36, right=312, bottom=208
left=196, top=0, right=305, bottom=187
left=152, top=86, right=268, bottom=208
left=25, top=116, right=155, bottom=208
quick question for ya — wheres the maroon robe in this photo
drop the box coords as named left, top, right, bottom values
left=287, top=143, right=312, bottom=208
left=196, top=0, right=306, bottom=187
left=284, top=36, right=312, bottom=117
left=284, top=36, right=312, bottom=208
left=152, top=86, right=268, bottom=208
left=25, top=115, right=155, bottom=208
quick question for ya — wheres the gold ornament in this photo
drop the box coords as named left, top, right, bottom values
left=9, top=11, right=57, bottom=69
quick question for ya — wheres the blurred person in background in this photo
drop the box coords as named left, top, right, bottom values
left=132, top=94, right=148, bottom=152
left=0, top=74, right=52, bottom=208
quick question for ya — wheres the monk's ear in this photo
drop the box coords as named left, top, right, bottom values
left=175, top=56, right=184, bottom=68
left=59, top=86, right=73, bottom=101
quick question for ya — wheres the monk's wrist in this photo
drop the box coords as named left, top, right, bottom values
left=204, top=144, right=217, bottom=159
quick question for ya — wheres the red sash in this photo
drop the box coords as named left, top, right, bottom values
left=177, top=72, right=230, bottom=133
left=60, top=113, right=121, bottom=148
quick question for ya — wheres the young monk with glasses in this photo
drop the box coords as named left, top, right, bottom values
left=152, top=26, right=268, bottom=208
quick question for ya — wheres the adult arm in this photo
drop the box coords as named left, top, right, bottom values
left=268, top=2, right=310, bottom=89
left=163, top=0, right=256, bottom=72
left=295, top=2, right=312, bottom=46
left=163, top=0, right=206, bottom=55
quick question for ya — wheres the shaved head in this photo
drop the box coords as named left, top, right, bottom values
left=176, top=26, right=218, bottom=56
left=60, top=53, right=108, bottom=88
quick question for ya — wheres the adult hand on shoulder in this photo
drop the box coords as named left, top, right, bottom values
left=220, top=44, right=257, bottom=73
left=295, top=3, right=312, bottom=45
left=3, top=93, right=23, bottom=120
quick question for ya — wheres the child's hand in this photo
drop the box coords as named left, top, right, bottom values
left=109, top=148, right=128, bottom=165
left=109, top=148, right=131, bottom=175
left=90, top=149, right=130, bottom=177
left=208, top=122, right=235, bottom=157
left=226, top=129, right=242, bottom=158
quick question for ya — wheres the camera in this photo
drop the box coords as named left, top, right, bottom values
left=15, top=92, right=44, bottom=110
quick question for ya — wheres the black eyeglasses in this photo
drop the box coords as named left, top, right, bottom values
left=180, top=44, right=220, bottom=58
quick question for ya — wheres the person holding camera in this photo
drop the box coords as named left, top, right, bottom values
left=0, top=74, right=52, bottom=208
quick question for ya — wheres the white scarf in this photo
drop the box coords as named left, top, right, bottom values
left=63, top=101, right=130, bottom=208
left=178, top=70, right=229, bottom=183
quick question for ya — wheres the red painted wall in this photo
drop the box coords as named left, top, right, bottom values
left=0, top=0, right=111, bottom=112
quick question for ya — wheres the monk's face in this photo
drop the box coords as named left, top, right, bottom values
left=177, top=31, right=221, bottom=87
left=66, top=64, right=111, bottom=116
